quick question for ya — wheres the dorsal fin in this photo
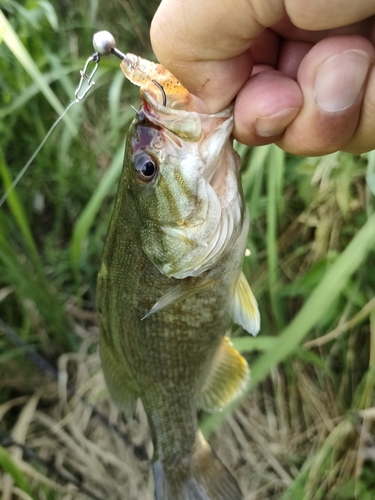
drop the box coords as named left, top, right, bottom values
left=231, top=271, right=260, bottom=336
left=198, top=336, right=249, bottom=412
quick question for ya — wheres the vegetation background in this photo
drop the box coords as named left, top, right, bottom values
left=1, top=1, right=375, bottom=499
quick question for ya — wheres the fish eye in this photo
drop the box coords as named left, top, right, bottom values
left=133, top=152, right=158, bottom=184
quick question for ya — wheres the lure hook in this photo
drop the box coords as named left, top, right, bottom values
left=151, top=79, right=167, bottom=107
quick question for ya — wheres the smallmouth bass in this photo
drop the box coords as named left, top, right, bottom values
left=97, top=54, right=260, bottom=500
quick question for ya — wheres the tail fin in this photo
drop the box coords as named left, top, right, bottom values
left=153, top=433, right=243, bottom=500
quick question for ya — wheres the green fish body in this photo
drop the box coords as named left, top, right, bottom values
left=97, top=61, right=260, bottom=500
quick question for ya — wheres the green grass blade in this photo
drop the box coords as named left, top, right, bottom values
left=231, top=336, right=278, bottom=352
left=0, top=234, right=75, bottom=350
left=366, top=151, right=375, bottom=196
left=366, top=150, right=375, bottom=215
left=266, top=145, right=285, bottom=329
left=251, top=213, right=375, bottom=386
left=280, top=419, right=354, bottom=499
left=108, top=70, right=127, bottom=131
left=242, top=145, right=270, bottom=198
left=201, top=212, right=375, bottom=437
left=241, top=145, right=270, bottom=220
left=70, top=144, right=125, bottom=273
left=0, top=147, right=39, bottom=261
left=0, top=9, right=76, bottom=134
left=0, top=445, right=34, bottom=498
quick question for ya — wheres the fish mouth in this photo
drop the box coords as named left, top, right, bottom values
left=119, top=52, right=233, bottom=139
left=141, top=88, right=233, bottom=135
left=139, top=89, right=203, bottom=142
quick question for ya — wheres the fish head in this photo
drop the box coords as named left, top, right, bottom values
left=123, top=58, right=248, bottom=279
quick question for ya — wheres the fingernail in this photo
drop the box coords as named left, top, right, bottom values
left=255, top=108, right=299, bottom=137
left=314, top=50, right=371, bottom=112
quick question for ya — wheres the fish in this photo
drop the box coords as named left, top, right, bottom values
left=96, top=53, right=260, bottom=500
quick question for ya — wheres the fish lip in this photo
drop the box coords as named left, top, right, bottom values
left=141, top=87, right=234, bottom=119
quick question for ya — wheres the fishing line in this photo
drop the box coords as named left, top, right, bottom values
left=0, top=52, right=102, bottom=209
left=0, top=101, right=76, bottom=208
left=0, top=30, right=127, bottom=209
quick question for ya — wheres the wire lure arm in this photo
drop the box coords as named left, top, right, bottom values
left=75, top=31, right=123, bottom=101
left=76, top=31, right=127, bottom=101
left=75, top=52, right=100, bottom=101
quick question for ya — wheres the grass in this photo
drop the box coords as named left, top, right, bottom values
left=1, top=1, right=375, bottom=499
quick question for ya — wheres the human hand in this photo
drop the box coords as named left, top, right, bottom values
left=151, top=0, right=375, bottom=155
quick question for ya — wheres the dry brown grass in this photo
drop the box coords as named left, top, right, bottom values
left=2, top=307, right=375, bottom=500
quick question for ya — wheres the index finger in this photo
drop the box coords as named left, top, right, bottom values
left=150, top=0, right=265, bottom=111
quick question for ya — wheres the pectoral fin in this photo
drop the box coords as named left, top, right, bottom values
left=142, top=278, right=217, bottom=320
left=198, top=336, right=249, bottom=412
left=231, top=271, right=260, bottom=336
left=141, top=284, right=185, bottom=320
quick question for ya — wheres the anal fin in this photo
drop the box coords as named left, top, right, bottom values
left=231, top=271, right=260, bottom=336
left=198, top=336, right=249, bottom=412
left=99, top=338, right=138, bottom=418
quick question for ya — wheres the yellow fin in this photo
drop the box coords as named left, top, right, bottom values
left=231, top=271, right=260, bottom=336
left=198, top=336, right=249, bottom=412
